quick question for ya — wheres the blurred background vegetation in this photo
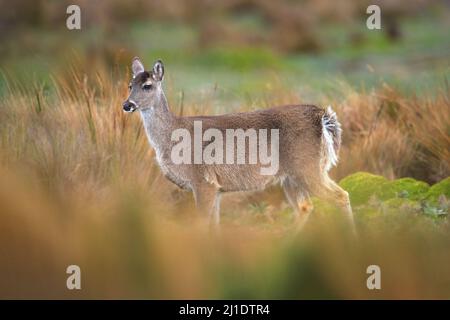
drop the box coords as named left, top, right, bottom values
left=0, top=0, right=449, bottom=299
left=1, top=0, right=449, bottom=98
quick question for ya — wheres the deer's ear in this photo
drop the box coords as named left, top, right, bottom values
left=152, top=60, right=164, bottom=82
left=132, top=57, right=144, bottom=76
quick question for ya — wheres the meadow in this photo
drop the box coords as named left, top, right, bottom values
left=0, top=0, right=449, bottom=299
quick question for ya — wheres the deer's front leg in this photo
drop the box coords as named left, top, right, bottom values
left=192, top=184, right=221, bottom=227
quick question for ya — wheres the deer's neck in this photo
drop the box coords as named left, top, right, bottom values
left=139, top=91, right=176, bottom=160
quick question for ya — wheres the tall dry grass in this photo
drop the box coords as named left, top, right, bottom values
left=0, top=67, right=449, bottom=299
left=334, top=82, right=450, bottom=182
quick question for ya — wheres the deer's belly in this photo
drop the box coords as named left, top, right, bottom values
left=160, top=164, right=192, bottom=190
left=205, top=164, right=280, bottom=192
left=159, top=161, right=280, bottom=192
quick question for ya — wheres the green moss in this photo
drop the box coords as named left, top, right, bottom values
left=339, top=172, right=388, bottom=206
left=338, top=172, right=450, bottom=223
left=382, top=178, right=429, bottom=201
left=339, top=172, right=430, bottom=207
left=425, top=177, right=450, bottom=204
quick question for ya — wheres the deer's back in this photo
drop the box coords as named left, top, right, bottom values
left=183, top=104, right=324, bottom=132
left=162, top=104, right=327, bottom=192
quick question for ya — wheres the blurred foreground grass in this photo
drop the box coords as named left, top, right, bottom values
left=1, top=165, right=449, bottom=299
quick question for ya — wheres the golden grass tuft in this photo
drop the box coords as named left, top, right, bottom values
left=333, top=82, right=450, bottom=182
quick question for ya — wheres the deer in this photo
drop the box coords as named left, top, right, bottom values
left=122, top=57, right=355, bottom=232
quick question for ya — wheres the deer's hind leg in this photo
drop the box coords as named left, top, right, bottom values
left=282, top=178, right=314, bottom=230
left=311, top=174, right=356, bottom=234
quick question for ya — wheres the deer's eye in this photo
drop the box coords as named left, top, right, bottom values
left=142, top=84, right=152, bottom=91
left=128, top=84, right=132, bottom=90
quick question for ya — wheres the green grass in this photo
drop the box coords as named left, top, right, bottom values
left=1, top=13, right=449, bottom=102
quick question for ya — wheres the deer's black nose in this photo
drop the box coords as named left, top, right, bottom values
left=123, top=101, right=136, bottom=113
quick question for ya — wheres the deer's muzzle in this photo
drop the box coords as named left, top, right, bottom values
left=123, top=100, right=137, bottom=113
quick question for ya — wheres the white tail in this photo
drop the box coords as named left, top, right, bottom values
left=322, top=106, right=342, bottom=171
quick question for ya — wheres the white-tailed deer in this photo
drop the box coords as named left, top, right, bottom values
left=123, top=57, right=355, bottom=232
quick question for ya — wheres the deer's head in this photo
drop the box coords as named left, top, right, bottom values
left=123, top=57, right=164, bottom=113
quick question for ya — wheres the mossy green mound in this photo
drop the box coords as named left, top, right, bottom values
left=339, top=172, right=430, bottom=207
left=424, top=177, right=450, bottom=205
left=383, top=178, right=430, bottom=200
left=339, top=172, right=388, bottom=206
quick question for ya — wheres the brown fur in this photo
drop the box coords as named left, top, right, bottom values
left=124, top=58, right=355, bottom=232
